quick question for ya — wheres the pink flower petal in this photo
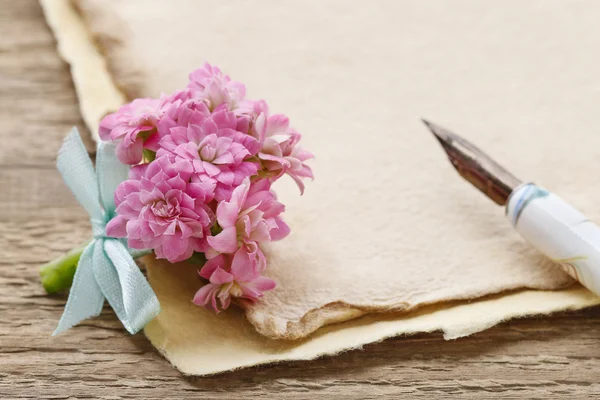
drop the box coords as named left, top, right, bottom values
left=206, top=226, right=238, bottom=254
left=199, top=254, right=226, bottom=279
left=215, top=199, right=241, bottom=228
left=128, top=164, right=148, bottom=180
left=99, top=113, right=118, bottom=141
left=115, top=138, right=144, bottom=165
left=192, top=284, right=219, bottom=311
left=160, top=231, right=193, bottom=262
left=230, top=247, right=256, bottom=281
left=268, top=218, right=291, bottom=241
left=209, top=267, right=234, bottom=285
left=143, top=132, right=161, bottom=151
left=249, top=276, right=276, bottom=292
left=105, top=216, right=127, bottom=238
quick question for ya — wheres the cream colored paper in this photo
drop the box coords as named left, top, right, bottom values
left=39, top=0, right=125, bottom=141
left=43, top=0, right=600, bottom=375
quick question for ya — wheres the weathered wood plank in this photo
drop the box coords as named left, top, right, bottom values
left=2, top=0, right=600, bottom=398
left=0, top=0, right=92, bottom=167
left=3, top=312, right=600, bottom=399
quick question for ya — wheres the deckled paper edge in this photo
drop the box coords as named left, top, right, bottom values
left=39, top=0, right=126, bottom=142
left=144, top=280, right=600, bottom=375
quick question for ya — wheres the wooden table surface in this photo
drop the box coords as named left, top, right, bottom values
left=2, top=1, right=600, bottom=398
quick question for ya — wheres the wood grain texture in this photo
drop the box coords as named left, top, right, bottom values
left=1, top=0, right=600, bottom=398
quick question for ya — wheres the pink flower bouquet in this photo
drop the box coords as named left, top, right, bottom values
left=41, top=64, right=313, bottom=331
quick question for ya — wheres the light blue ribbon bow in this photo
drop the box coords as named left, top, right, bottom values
left=53, top=128, right=160, bottom=335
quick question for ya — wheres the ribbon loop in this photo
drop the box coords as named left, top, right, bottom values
left=53, top=129, right=160, bottom=336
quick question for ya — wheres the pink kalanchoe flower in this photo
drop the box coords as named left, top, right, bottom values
left=158, top=107, right=260, bottom=201
left=99, top=97, right=171, bottom=164
left=192, top=248, right=276, bottom=312
left=105, top=156, right=216, bottom=263
left=254, top=110, right=314, bottom=194
left=156, top=91, right=210, bottom=135
left=207, top=178, right=290, bottom=257
left=187, top=63, right=254, bottom=116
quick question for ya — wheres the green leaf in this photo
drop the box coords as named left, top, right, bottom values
left=187, top=252, right=207, bottom=266
left=143, top=149, right=156, bottom=162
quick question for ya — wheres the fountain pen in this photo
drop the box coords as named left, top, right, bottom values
left=423, top=119, right=600, bottom=295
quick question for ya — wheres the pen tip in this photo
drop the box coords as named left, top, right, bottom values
left=420, top=118, right=447, bottom=143
left=419, top=118, right=522, bottom=205
left=421, top=118, right=433, bottom=129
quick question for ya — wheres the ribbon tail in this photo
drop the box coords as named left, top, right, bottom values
left=53, top=242, right=105, bottom=336
left=94, top=240, right=160, bottom=334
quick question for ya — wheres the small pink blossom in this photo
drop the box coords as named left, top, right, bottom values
left=187, top=63, right=254, bottom=115
left=158, top=108, right=260, bottom=201
left=155, top=92, right=209, bottom=134
left=207, top=178, right=290, bottom=257
left=106, top=156, right=215, bottom=263
left=193, top=248, right=276, bottom=312
left=99, top=97, right=171, bottom=164
left=255, top=111, right=314, bottom=194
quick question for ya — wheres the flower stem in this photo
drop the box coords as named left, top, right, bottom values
left=40, top=245, right=87, bottom=294
left=40, top=242, right=152, bottom=294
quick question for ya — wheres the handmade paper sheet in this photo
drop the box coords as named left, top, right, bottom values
left=42, top=0, right=600, bottom=374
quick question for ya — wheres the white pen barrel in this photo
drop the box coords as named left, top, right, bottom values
left=506, top=183, right=600, bottom=295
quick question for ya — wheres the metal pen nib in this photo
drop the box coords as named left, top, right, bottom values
left=421, top=119, right=522, bottom=206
